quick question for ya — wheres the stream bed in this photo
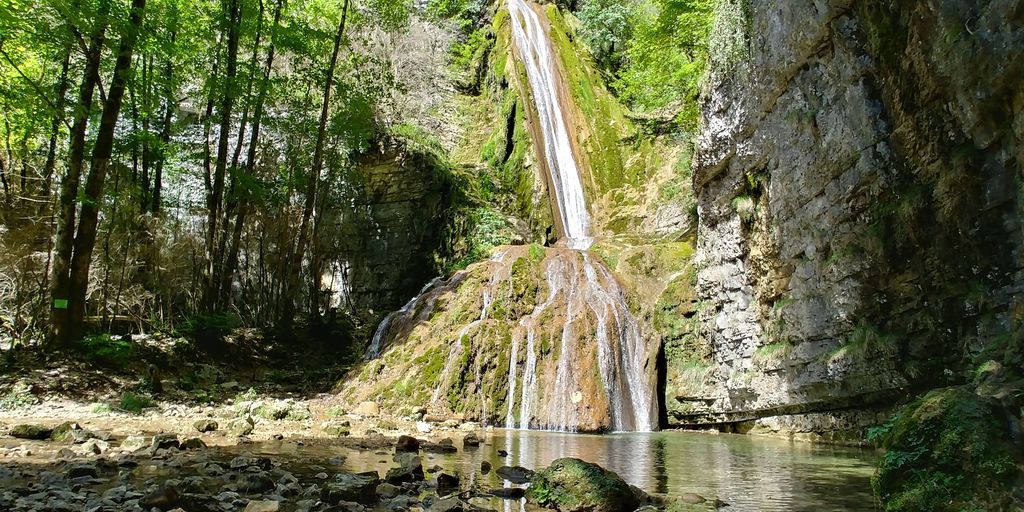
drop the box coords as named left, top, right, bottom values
left=245, top=429, right=880, bottom=511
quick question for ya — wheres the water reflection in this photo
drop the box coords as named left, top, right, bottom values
left=249, top=429, right=879, bottom=511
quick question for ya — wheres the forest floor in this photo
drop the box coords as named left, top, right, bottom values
left=0, top=330, right=539, bottom=511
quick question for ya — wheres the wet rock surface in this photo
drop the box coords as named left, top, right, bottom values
left=526, top=458, right=641, bottom=512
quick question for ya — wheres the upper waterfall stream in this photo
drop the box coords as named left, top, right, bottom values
left=508, top=0, right=593, bottom=251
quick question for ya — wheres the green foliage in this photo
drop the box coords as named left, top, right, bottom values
left=0, top=382, right=39, bottom=410
left=80, top=334, right=136, bottom=368
left=118, top=392, right=156, bottom=414
left=707, top=0, right=751, bottom=72
left=446, top=208, right=515, bottom=272
left=577, top=0, right=633, bottom=71
left=179, top=313, right=242, bottom=342
left=752, top=342, right=791, bottom=366
left=91, top=402, right=113, bottom=415
left=871, top=388, right=1020, bottom=511
left=427, top=0, right=486, bottom=32
left=731, top=195, right=755, bottom=222
left=451, top=28, right=491, bottom=72
left=609, top=0, right=716, bottom=127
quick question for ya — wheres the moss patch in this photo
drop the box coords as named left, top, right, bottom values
left=870, top=387, right=1021, bottom=511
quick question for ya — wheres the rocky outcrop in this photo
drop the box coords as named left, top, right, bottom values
left=686, top=0, right=1023, bottom=438
left=321, top=142, right=466, bottom=323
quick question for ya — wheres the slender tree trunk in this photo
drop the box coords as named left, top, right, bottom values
left=139, top=54, right=153, bottom=211
left=281, top=0, right=349, bottom=328
left=66, top=0, right=147, bottom=343
left=48, top=0, right=111, bottom=346
left=205, top=0, right=241, bottom=312
left=219, top=0, right=282, bottom=307
left=151, top=26, right=175, bottom=215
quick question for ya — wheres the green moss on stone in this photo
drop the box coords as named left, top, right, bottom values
left=870, top=387, right=1021, bottom=511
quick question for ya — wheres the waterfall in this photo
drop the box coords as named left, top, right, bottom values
left=365, top=277, right=442, bottom=360
left=360, top=1, right=657, bottom=433
left=508, top=0, right=593, bottom=250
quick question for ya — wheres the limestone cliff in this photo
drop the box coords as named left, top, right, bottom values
left=684, top=0, right=1023, bottom=441
left=322, top=140, right=467, bottom=325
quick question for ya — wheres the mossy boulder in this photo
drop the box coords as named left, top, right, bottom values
left=871, top=387, right=1022, bottom=511
left=10, top=424, right=53, bottom=440
left=526, top=458, right=641, bottom=512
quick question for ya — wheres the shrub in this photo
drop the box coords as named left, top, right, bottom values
left=118, top=392, right=155, bottom=414
left=79, top=333, right=136, bottom=368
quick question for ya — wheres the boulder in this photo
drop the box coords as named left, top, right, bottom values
left=526, top=458, right=640, bottom=512
left=180, top=437, right=207, bottom=450
left=436, top=472, right=460, bottom=491
left=141, top=485, right=180, bottom=509
left=66, top=463, right=99, bottom=479
left=353, top=401, right=381, bottom=416
left=423, top=439, right=457, bottom=454
left=228, top=416, right=255, bottom=437
left=9, top=424, right=52, bottom=440
left=120, top=435, right=149, bottom=452
left=376, top=482, right=401, bottom=499
left=462, top=432, right=480, bottom=447
left=489, top=488, right=526, bottom=500
left=394, top=435, right=420, bottom=453
left=323, top=421, right=351, bottom=437
left=243, top=501, right=280, bottom=512
left=386, top=452, right=425, bottom=484
left=151, top=433, right=180, bottom=450
left=321, top=471, right=381, bottom=505
left=236, top=472, right=275, bottom=493
left=480, top=461, right=492, bottom=474
left=193, top=419, right=219, bottom=433
left=50, top=421, right=81, bottom=442
left=74, top=438, right=109, bottom=456
left=429, top=497, right=468, bottom=512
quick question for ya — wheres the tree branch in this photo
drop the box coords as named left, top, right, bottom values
left=0, top=47, right=73, bottom=131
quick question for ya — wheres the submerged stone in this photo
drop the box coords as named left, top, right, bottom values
left=496, top=465, right=533, bottom=484
left=386, top=453, right=425, bottom=484
left=321, top=471, right=381, bottom=505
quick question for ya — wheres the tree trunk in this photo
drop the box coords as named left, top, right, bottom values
left=281, top=0, right=349, bottom=328
left=48, top=0, right=111, bottom=346
left=151, top=28, right=175, bottom=215
left=205, top=0, right=242, bottom=311
left=66, top=0, right=147, bottom=343
left=219, top=0, right=283, bottom=307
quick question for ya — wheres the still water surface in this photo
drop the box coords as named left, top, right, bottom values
left=254, top=429, right=879, bottom=511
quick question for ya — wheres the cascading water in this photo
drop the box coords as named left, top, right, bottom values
left=358, top=0, right=656, bottom=433
left=365, top=277, right=442, bottom=360
left=508, top=0, right=593, bottom=250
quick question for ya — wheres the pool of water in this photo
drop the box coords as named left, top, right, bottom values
left=248, top=429, right=880, bottom=511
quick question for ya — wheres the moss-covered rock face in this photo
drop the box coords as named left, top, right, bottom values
left=526, top=458, right=641, bottom=512
left=541, top=6, right=697, bottom=243
left=871, top=387, right=1022, bottom=511
left=339, top=245, right=658, bottom=432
